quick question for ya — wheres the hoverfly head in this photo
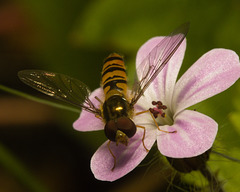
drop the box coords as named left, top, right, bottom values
left=104, top=117, right=136, bottom=146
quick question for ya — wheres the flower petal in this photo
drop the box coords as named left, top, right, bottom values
left=136, top=37, right=186, bottom=111
left=136, top=37, right=165, bottom=68
left=91, top=126, right=156, bottom=181
left=73, top=88, right=104, bottom=131
left=173, top=49, right=240, bottom=114
left=157, top=110, right=217, bottom=158
left=153, top=38, right=186, bottom=109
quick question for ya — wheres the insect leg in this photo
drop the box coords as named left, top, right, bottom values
left=135, top=110, right=176, bottom=133
left=136, top=125, right=149, bottom=152
left=107, top=140, right=116, bottom=171
left=94, top=96, right=103, bottom=104
left=93, top=96, right=103, bottom=120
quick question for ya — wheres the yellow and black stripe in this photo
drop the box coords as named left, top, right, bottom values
left=102, top=53, right=127, bottom=99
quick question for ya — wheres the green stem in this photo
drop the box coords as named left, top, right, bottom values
left=212, top=150, right=240, bottom=163
left=0, top=84, right=80, bottom=113
left=0, top=142, right=50, bottom=192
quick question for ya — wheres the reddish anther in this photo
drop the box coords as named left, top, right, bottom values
left=149, top=100, right=167, bottom=119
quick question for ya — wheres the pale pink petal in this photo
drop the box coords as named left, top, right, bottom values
left=73, top=88, right=105, bottom=131
left=173, top=49, right=240, bottom=114
left=136, top=37, right=186, bottom=110
left=136, top=37, right=165, bottom=68
left=157, top=110, right=218, bottom=158
left=91, top=125, right=156, bottom=181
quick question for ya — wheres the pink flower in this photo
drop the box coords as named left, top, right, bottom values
left=73, top=37, right=240, bottom=181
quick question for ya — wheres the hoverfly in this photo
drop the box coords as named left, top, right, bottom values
left=18, top=23, right=189, bottom=170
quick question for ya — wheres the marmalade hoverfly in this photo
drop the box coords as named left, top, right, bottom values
left=18, top=23, right=189, bottom=170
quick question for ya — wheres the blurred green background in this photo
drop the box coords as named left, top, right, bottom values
left=1, top=0, right=240, bottom=191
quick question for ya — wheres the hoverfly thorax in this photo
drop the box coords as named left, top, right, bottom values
left=103, top=96, right=136, bottom=145
left=102, top=53, right=136, bottom=145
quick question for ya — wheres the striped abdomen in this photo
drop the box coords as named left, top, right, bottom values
left=102, top=53, right=127, bottom=99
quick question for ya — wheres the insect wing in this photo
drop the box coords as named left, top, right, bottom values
left=131, top=23, right=189, bottom=105
left=18, top=70, right=101, bottom=115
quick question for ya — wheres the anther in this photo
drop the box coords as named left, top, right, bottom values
left=149, top=100, right=167, bottom=119
left=161, top=105, right=167, bottom=110
left=161, top=113, right=166, bottom=118
left=152, top=101, right=157, bottom=105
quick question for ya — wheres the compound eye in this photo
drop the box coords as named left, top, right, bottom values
left=104, top=120, right=117, bottom=141
left=117, top=117, right=136, bottom=138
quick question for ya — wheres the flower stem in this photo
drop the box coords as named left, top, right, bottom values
left=0, top=84, right=80, bottom=113
left=212, top=150, right=240, bottom=163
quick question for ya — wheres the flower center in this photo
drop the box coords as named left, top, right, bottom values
left=149, top=101, right=167, bottom=118
left=149, top=100, right=173, bottom=125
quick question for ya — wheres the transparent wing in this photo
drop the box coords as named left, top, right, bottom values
left=18, top=70, right=101, bottom=115
left=131, top=22, right=189, bottom=105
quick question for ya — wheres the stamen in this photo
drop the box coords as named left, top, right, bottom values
left=149, top=100, right=167, bottom=119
